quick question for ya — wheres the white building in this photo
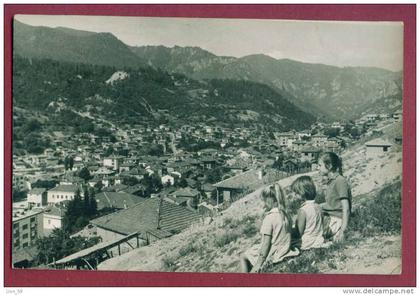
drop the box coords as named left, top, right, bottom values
left=161, top=175, right=175, bottom=186
left=365, top=139, right=393, bottom=157
left=311, top=134, right=328, bottom=148
left=47, top=184, right=80, bottom=204
left=27, top=188, right=47, bottom=208
left=103, top=156, right=123, bottom=171
left=393, top=110, right=402, bottom=122
left=366, top=114, right=378, bottom=123
left=12, top=208, right=43, bottom=251
left=43, top=204, right=67, bottom=236
left=276, top=132, right=296, bottom=148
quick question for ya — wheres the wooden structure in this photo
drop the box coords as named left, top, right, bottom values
left=50, top=231, right=143, bottom=270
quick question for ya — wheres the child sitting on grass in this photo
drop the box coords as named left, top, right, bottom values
left=240, top=183, right=299, bottom=273
left=291, top=176, right=325, bottom=250
left=318, top=152, right=352, bottom=242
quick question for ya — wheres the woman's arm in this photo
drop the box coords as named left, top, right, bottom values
left=251, top=234, right=271, bottom=273
left=335, top=199, right=350, bottom=242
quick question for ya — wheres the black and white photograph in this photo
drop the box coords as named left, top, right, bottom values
left=11, top=15, right=403, bottom=274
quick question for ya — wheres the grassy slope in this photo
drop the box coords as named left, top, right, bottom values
left=98, top=123, right=402, bottom=274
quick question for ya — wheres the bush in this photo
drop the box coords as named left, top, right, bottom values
left=162, top=255, right=178, bottom=272
left=179, top=243, right=196, bottom=257
left=214, top=230, right=240, bottom=248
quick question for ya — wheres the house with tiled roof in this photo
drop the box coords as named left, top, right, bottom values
left=365, top=139, right=393, bottom=157
left=43, top=202, right=68, bottom=236
left=300, top=146, right=322, bottom=163
left=95, top=192, right=144, bottom=211
left=47, top=184, right=82, bottom=204
left=168, top=187, right=201, bottom=208
left=311, top=134, right=328, bottom=148
left=121, top=184, right=146, bottom=196
left=213, top=169, right=264, bottom=205
left=90, top=198, right=201, bottom=244
left=275, top=131, right=296, bottom=148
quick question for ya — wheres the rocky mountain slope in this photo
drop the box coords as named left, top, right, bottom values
left=13, top=20, right=402, bottom=121
left=132, top=46, right=402, bottom=120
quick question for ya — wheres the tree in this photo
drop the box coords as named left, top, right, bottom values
left=62, top=188, right=98, bottom=234
left=350, top=127, right=361, bottom=139
left=12, top=189, right=27, bottom=202
left=104, top=147, right=114, bottom=157
left=36, top=228, right=100, bottom=265
left=78, top=167, right=92, bottom=182
left=272, top=153, right=285, bottom=171
left=142, top=173, right=163, bottom=197
left=63, top=189, right=83, bottom=233
left=179, top=178, right=188, bottom=188
left=83, top=187, right=90, bottom=215
left=89, top=189, right=98, bottom=217
left=64, top=157, right=69, bottom=171
left=64, top=156, right=74, bottom=171
left=22, top=119, right=42, bottom=134
left=32, top=179, right=58, bottom=190
left=324, top=128, right=340, bottom=138
left=94, top=181, right=103, bottom=191
left=69, top=157, right=74, bottom=170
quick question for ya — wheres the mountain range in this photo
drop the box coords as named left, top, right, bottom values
left=13, top=20, right=402, bottom=121
left=131, top=46, right=402, bottom=120
left=13, top=56, right=315, bottom=132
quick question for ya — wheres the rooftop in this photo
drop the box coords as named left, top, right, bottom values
left=172, top=187, right=200, bottom=198
left=48, top=184, right=80, bottom=193
left=90, top=198, right=201, bottom=237
left=28, top=188, right=47, bottom=195
left=365, top=139, right=393, bottom=147
left=95, top=192, right=144, bottom=210
left=213, top=169, right=264, bottom=190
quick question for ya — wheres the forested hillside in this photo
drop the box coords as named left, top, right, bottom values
left=13, top=56, right=315, bottom=131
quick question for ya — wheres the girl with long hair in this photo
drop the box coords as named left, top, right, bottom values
left=240, top=183, right=298, bottom=273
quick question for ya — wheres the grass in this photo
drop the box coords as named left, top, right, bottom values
left=349, top=181, right=401, bottom=237
left=178, top=241, right=206, bottom=257
left=161, top=180, right=401, bottom=273
left=265, top=181, right=401, bottom=273
left=162, top=255, right=178, bottom=272
left=162, top=214, right=259, bottom=271
left=214, top=230, right=241, bottom=248
left=265, top=240, right=350, bottom=273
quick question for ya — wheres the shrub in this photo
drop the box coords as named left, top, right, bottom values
left=162, top=255, right=178, bottom=272
left=214, top=230, right=240, bottom=248
left=178, top=241, right=205, bottom=257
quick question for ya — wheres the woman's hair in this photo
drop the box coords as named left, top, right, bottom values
left=261, top=183, right=292, bottom=232
left=319, top=152, right=343, bottom=175
left=291, top=176, right=317, bottom=200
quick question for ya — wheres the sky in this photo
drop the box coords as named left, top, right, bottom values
left=15, top=14, right=403, bottom=71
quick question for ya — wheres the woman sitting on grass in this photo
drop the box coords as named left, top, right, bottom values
left=240, top=183, right=299, bottom=273
left=318, top=152, right=352, bottom=242
left=290, top=176, right=325, bottom=250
